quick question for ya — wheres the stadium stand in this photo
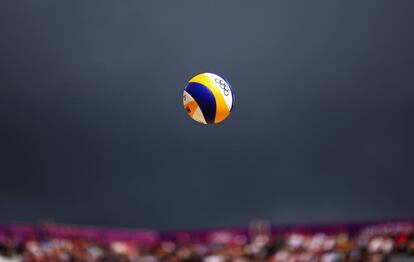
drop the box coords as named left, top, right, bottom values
left=0, top=220, right=413, bottom=262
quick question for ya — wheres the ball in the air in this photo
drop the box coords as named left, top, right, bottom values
left=183, top=73, right=235, bottom=124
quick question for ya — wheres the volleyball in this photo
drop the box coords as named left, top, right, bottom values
left=183, top=73, right=235, bottom=124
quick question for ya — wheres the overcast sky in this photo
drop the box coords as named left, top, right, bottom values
left=1, top=0, right=413, bottom=231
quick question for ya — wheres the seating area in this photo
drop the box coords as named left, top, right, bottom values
left=0, top=221, right=413, bottom=262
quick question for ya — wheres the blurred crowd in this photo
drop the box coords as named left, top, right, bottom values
left=1, top=222, right=413, bottom=262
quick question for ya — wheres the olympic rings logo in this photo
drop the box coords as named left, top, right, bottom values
left=215, top=78, right=230, bottom=96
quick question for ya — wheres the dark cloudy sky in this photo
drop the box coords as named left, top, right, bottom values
left=1, top=1, right=413, bottom=231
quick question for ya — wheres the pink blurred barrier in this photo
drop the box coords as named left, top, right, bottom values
left=0, top=219, right=413, bottom=245
left=0, top=223, right=159, bottom=245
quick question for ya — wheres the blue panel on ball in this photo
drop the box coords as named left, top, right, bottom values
left=185, top=82, right=216, bottom=124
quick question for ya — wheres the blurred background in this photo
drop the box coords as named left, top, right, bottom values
left=0, top=0, right=414, bottom=261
